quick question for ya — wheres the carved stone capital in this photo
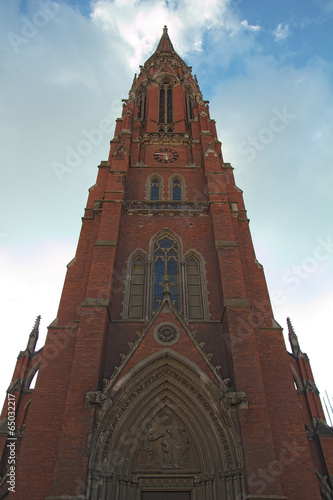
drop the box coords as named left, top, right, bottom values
left=118, top=474, right=139, bottom=486
left=90, top=468, right=113, bottom=481
left=194, top=474, right=214, bottom=486
left=225, top=391, right=248, bottom=408
left=219, top=468, right=243, bottom=480
left=85, top=391, right=107, bottom=409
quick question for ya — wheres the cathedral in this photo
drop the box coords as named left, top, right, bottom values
left=0, top=26, right=332, bottom=500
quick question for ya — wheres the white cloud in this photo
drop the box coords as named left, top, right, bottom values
left=241, top=19, right=260, bottom=32
left=274, top=22, right=290, bottom=41
left=90, top=0, right=243, bottom=69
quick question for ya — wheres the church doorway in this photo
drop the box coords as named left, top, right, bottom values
left=88, top=352, right=245, bottom=499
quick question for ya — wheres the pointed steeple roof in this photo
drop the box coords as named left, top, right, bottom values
left=155, top=25, right=175, bottom=53
left=287, top=317, right=303, bottom=358
left=139, top=25, right=193, bottom=81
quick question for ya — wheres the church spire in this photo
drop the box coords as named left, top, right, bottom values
left=155, top=25, right=175, bottom=53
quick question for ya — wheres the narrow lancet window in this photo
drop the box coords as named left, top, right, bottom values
left=150, top=178, right=160, bottom=200
left=159, top=81, right=173, bottom=124
left=138, top=92, right=146, bottom=122
left=187, top=257, right=203, bottom=319
left=172, top=179, right=182, bottom=201
left=153, top=236, right=178, bottom=310
left=129, top=257, right=145, bottom=318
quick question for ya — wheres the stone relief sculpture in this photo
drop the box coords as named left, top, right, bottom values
left=135, top=407, right=196, bottom=472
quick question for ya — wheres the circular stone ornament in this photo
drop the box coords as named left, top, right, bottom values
left=154, top=322, right=180, bottom=346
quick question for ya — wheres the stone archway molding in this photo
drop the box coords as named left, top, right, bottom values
left=87, top=350, right=245, bottom=500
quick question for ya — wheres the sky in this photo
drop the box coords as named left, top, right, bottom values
left=0, top=0, right=332, bottom=421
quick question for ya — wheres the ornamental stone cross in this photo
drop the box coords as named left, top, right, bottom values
left=159, top=274, right=175, bottom=296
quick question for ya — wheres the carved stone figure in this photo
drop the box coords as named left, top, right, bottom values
left=226, top=391, right=248, bottom=406
left=135, top=407, right=195, bottom=472
left=161, top=437, right=180, bottom=469
left=140, top=427, right=165, bottom=469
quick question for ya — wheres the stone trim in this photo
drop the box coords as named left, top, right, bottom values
left=98, top=161, right=110, bottom=168
left=95, top=240, right=117, bottom=246
left=215, top=241, right=238, bottom=248
left=139, top=131, right=192, bottom=147
left=123, top=200, right=209, bottom=216
left=138, top=475, right=193, bottom=488
left=223, top=299, right=251, bottom=309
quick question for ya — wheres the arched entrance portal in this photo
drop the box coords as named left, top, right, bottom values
left=88, top=351, right=245, bottom=499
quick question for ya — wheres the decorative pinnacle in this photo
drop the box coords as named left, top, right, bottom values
left=163, top=25, right=168, bottom=33
left=159, top=274, right=175, bottom=296
left=26, top=315, right=41, bottom=353
left=287, top=317, right=302, bottom=358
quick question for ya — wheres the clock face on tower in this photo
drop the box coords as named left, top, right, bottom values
left=153, top=148, right=179, bottom=163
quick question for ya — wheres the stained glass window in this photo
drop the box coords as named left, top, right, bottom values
left=153, top=237, right=178, bottom=310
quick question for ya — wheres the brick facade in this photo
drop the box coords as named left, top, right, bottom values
left=0, top=26, right=332, bottom=500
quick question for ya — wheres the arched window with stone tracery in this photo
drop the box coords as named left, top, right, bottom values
left=153, top=235, right=179, bottom=310
left=124, top=251, right=148, bottom=320
left=169, top=174, right=185, bottom=201
left=146, top=174, right=163, bottom=201
left=159, top=80, right=173, bottom=124
left=186, top=256, right=203, bottom=319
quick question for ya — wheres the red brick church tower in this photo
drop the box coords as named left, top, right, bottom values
left=1, top=26, right=332, bottom=500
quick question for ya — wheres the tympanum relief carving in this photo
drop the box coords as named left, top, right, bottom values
left=135, top=406, right=198, bottom=472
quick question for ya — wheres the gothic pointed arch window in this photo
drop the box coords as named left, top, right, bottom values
left=185, top=85, right=195, bottom=123
left=185, top=252, right=209, bottom=320
left=186, top=256, right=203, bottom=319
left=169, top=174, right=185, bottom=201
left=146, top=174, right=163, bottom=201
left=172, top=178, right=181, bottom=201
left=147, top=232, right=208, bottom=320
left=159, top=79, right=173, bottom=124
left=123, top=251, right=148, bottom=320
left=150, top=178, right=160, bottom=200
left=153, top=236, right=179, bottom=310
left=137, top=90, right=146, bottom=122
